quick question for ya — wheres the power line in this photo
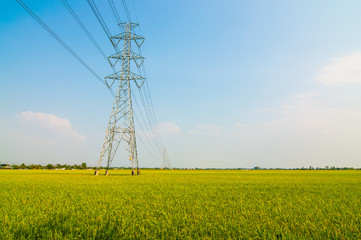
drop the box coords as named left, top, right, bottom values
left=62, top=0, right=120, bottom=86
left=108, top=0, right=122, bottom=24
left=87, top=0, right=112, bottom=40
left=143, top=82, right=165, bottom=149
left=131, top=0, right=140, bottom=24
left=121, top=0, right=132, bottom=22
left=87, top=0, right=122, bottom=54
left=133, top=53, right=166, bottom=152
left=133, top=90, right=164, bottom=154
left=61, top=0, right=108, bottom=62
left=16, top=0, right=114, bottom=97
left=138, top=87, right=164, bottom=152
left=136, top=135, right=163, bottom=166
left=135, top=130, right=162, bottom=162
left=130, top=26, right=166, bottom=151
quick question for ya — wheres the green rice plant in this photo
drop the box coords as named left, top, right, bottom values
left=0, top=170, right=360, bottom=239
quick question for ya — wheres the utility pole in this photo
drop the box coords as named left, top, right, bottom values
left=162, top=148, right=172, bottom=169
left=95, top=22, right=145, bottom=176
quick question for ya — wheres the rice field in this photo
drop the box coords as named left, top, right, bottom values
left=0, top=169, right=360, bottom=239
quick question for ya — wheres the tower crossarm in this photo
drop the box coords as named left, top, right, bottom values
left=105, top=71, right=145, bottom=88
left=110, top=33, right=144, bottom=48
left=108, top=51, right=144, bottom=68
left=118, top=22, right=139, bottom=29
left=110, top=32, right=144, bottom=41
left=109, top=51, right=144, bottom=60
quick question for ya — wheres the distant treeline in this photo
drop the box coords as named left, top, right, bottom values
left=251, top=166, right=359, bottom=170
left=0, top=163, right=168, bottom=170
left=0, top=163, right=359, bottom=170
left=1, top=163, right=100, bottom=170
left=199, top=166, right=360, bottom=170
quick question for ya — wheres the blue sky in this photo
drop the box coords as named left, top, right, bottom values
left=1, top=0, right=361, bottom=168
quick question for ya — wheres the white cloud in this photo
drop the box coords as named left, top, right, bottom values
left=157, top=122, right=181, bottom=136
left=191, top=124, right=222, bottom=136
left=279, top=91, right=320, bottom=109
left=235, top=123, right=250, bottom=129
left=256, top=107, right=276, bottom=112
left=0, top=118, right=5, bottom=128
left=261, top=91, right=361, bottom=140
left=17, top=111, right=85, bottom=140
left=314, top=52, right=361, bottom=86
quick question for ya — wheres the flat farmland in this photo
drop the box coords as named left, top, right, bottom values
left=0, top=170, right=360, bottom=239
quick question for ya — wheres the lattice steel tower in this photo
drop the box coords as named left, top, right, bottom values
left=162, top=148, right=172, bottom=169
left=95, top=22, right=145, bottom=176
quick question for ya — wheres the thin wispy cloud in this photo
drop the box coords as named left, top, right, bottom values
left=157, top=122, right=181, bottom=136
left=138, top=122, right=181, bottom=139
left=18, top=111, right=85, bottom=140
left=235, top=123, right=250, bottom=129
left=314, top=52, right=361, bottom=86
left=262, top=91, right=361, bottom=136
left=191, top=124, right=223, bottom=136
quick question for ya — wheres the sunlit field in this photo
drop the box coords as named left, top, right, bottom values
left=0, top=169, right=360, bottom=239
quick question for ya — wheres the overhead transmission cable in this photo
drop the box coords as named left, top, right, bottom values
left=135, top=132, right=162, bottom=163
left=121, top=0, right=132, bottom=22
left=108, top=0, right=121, bottom=24
left=137, top=87, right=164, bottom=152
left=62, top=0, right=121, bottom=88
left=61, top=0, right=108, bottom=61
left=131, top=0, right=140, bottom=24
left=123, top=0, right=166, bottom=151
left=132, top=88, right=164, bottom=153
left=133, top=65, right=165, bottom=153
left=16, top=0, right=115, bottom=97
left=135, top=62, right=165, bottom=151
left=121, top=0, right=166, bottom=151
left=87, top=0, right=112, bottom=40
left=133, top=112, right=164, bottom=162
left=135, top=47, right=166, bottom=151
left=87, top=0, right=122, bottom=55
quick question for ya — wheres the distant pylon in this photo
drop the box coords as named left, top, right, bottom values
left=95, top=22, right=145, bottom=176
left=162, top=148, right=172, bottom=169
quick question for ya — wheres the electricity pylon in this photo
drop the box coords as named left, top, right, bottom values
left=95, top=22, right=145, bottom=176
left=162, top=148, right=172, bottom=169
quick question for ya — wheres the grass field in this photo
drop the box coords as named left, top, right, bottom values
left=0, top=169, right=360, bottom=239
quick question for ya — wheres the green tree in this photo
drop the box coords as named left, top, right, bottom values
left=46, top=164, right=54, bottom=170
